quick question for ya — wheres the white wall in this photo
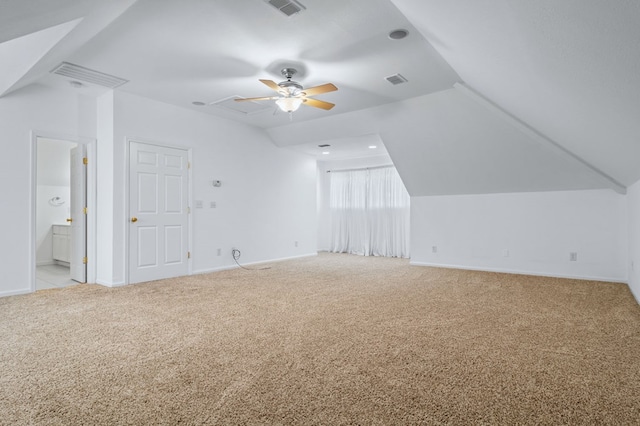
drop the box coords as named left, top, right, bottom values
left=1, top=82, right=635, bottom=298
left=627, top=180, right=640, bottom=302
left=0, top=84, right=92, bottom=297
left=96, top=91, right=116, bottom=285
left=0, top=83, right=316, bottom=296
left=95, top=91, right=317, bottom=285
left=411, top=189, right=628, bottom=282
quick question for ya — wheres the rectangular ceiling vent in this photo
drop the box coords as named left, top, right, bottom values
left=212, top=96, right=273, bottom=115
left=385, top=73, right=408, bottom=85
left=265, top=0, right=306, bottom=17
left=51, top=62, right=128, bottom=88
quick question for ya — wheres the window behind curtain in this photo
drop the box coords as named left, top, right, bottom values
left=329, top=166, right=410, bottom=258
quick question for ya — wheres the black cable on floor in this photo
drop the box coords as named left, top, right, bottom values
left=232, top=248, right=271, bottom=271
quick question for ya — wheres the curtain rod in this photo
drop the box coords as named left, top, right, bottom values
left=326, top=164, right=393, bottom=173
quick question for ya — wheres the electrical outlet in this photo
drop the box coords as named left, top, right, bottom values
left=195, top=200, right=203, bottom=209
left=294, top=241, right=298, bottom=247
left=503, top=249, right=510, bottom=258
left=216, top=248, right=221, bottom=256
left=210, top=201, right=217, bottom=208
left=432, top=246, right=438, bottom=253
left=570, top=252, right=578, bottom=262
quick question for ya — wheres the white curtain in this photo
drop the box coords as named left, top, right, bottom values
left=329, top=166, right=410, bottom=258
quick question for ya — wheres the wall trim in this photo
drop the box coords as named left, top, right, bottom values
left=95, top=280, right=127, bottom=288
left=0, top=289, right=32, bottom=298
left=95, top=253, right=320, bottom=286
left=629, top=285, right=640, bottom=305
left=409, top=260, right=627, bottom=284
left=193, top=252, right=318, bottom=275
left=192, top=265, right=239, bottom=275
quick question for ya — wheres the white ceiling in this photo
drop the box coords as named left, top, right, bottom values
left=2, top=0, right=639, bottom=194
left=32, top=0, right=460, bottom=129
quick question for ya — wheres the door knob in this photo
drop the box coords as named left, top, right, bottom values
left=66, top=218, right=73, bottom=223
left=131, top=217, right=138, bottom=223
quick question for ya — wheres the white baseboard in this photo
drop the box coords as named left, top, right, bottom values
left=254, top=252, right=317, bottom=264
left=36, top=260, right=70, bottom=267
left=94, top=279, right=127, bottom=288
left=0, top=288, right=33, bottom=297
left=192, top=264, right=239, bottom=275
left=193, top=252, right=318, bottom=276
left=629, top=285, right=640, bottom=305
left=409, top=261, right=627, bottom=284
left=92, top=254, right=320, bottom=287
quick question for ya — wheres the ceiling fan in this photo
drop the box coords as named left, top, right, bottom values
left=235, top=68, right=338, bottom=114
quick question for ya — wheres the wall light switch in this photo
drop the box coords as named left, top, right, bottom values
left=195, top=200, right=203, bottom=209
left=570, top=252, right=578, bottom=262
left=432, top=246, right=438, bottom=253
left=210, top=201, right=217, bottom=208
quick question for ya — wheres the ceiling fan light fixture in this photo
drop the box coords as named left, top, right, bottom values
left=276, top=97, right=303, bottom=112
left=235, top=67, right=338, bottom=115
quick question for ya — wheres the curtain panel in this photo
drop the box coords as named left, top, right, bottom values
left=329, top=166, right=410, bottom=258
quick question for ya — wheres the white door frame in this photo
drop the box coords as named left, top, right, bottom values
left=69, top=145, right=87, bottom=282
left=29, top=131, right=97, bottom=291
left=125, top=137, right=193, bottom=285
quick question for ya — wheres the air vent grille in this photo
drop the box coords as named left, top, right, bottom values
left=51, top=62, right=128, bottom=88
left=212, top=96, right=272, bottom=115
left=265, top=0, right=306, bottom=17
left=385, top=73, right=408, bottom=85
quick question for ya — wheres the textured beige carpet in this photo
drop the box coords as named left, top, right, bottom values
left=1, top=253, right=639, bottom=425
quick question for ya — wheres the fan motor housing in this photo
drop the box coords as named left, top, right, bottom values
left=278, top=79, right=303, bottom=96
left=278, top=69, right=303, bottom=95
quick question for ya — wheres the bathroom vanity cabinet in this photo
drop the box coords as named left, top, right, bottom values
left=52, top=224, right=71, bottom=264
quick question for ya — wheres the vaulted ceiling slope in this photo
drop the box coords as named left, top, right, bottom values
left=389, top=0, right=640, bottom=188
left=0, top=0, right=136, bottom=97
left=1, top=0, right=638, bottom=195
left=268, top=86, right=624, bottom=196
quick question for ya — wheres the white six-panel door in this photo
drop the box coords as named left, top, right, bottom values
left=129, top=142, right=189, bottom=284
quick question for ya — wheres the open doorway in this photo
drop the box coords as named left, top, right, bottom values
left=35, top=137, right=87, bottom=290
